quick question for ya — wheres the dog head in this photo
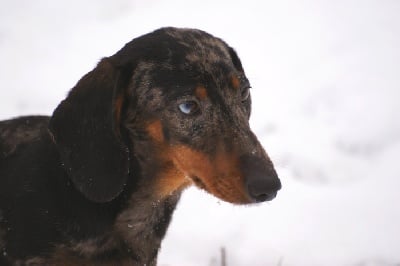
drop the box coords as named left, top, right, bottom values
left=49, top=27, right=281, bottom=204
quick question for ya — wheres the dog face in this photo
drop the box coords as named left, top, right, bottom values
left=49, top=28, right=281, bottom=204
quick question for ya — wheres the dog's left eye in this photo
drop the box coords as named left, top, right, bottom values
left=178, top=101, right=199, bottom=115
left=241, top=86, right=251, bottom=102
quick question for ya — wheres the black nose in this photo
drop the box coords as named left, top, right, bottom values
left=240, top=154, right=281, bottom=203
left=247, top=177, right=281, bottom=202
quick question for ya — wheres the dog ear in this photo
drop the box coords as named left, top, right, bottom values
left=228, top=47, right=244, bottom=72
left=49, top=58, right=133, bottom=203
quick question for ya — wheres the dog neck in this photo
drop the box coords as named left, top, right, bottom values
left=50, top=189, right=182, bottom=265
left=113, top=188, right=181, bottom=264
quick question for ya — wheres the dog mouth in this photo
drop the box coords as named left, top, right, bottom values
left=167, top=145, right=281, bottom=204
left=190, top=175, right=207, bottom=190
left=187, top=173, right=253, bottom=204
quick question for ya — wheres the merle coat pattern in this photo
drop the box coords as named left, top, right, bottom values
left=0, top=27, right=281, bottom=265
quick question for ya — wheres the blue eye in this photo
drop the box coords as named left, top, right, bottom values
left=178, top=101, right=199, bottom=115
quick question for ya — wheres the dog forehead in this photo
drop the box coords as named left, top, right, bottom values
left=162, top=28, right=233, bottom=67
left=127, top=28, right=244, bottom=103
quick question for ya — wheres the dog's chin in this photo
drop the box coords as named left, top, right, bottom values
left=189, top=175, right=254, bottom=205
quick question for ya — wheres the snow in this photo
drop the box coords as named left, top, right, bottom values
left=1, top=0, right=399, bottom=265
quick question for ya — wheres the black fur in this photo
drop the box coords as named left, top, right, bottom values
left=0, top=27, right=281, bottom=265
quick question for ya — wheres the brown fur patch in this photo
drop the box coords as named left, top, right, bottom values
left=171, top=145, right=251, bottom=204
left=145, top=119, right=250, bottom=202
left=145, top=120, right=192, bottom=197
left=154, top=161, right=192, bottom=197
left=114, top=96, right=124, bottom=122
left=113, top=95, right=124, bottom=137
left=146, top=120, right=164, bottom=143
left=230, top=75, right=240, bottom=90
left=195, top=86, right=208, bottom=100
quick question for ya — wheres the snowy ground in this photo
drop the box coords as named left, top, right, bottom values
left=1, top=1, right=399, bottom=265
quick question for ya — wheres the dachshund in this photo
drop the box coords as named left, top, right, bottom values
left=0, top=27, right=281, bottom=265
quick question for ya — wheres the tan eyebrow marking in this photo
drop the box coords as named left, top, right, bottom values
left=230, top=75, right=240, bottom=90
left=195, top=86, right=208, bottom=100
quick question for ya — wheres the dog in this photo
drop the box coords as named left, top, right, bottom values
left=0, top=27, right=281, bottom=265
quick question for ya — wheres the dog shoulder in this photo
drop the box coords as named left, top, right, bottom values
left=0, top=116, right=50, bottom=159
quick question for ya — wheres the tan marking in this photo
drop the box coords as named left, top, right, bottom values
left=113, top=95, right=124, bottom=137
left=145, top=120, right=192, bottom=197
left=155, top=161, right=192, bottom=197
left=171, top=145, right=251, bottom=204
left=195, top=86, right=208, bottom=100
left=146, top=120, right=164, bottom=143
left=145, top=121, right=250, bottom=203
left=230, top=75, right=240, bottom=90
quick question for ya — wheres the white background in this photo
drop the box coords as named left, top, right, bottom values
left=1, top=1, right=399, bottom=265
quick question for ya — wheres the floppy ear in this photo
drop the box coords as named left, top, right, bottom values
left=228, top=47, right=244, bottom=72
left=49, top=58, right=132, bottom=203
